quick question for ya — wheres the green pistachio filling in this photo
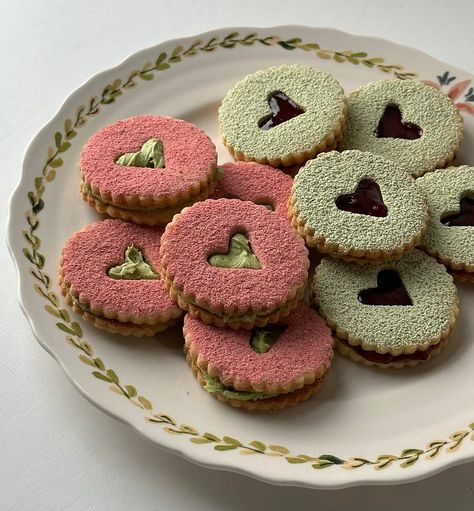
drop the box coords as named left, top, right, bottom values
left=250, top=324, right=287, bottom=353
left=200, top=369, right=277, bottom=401
left=208, top=233, right=261, bottom=269
left=108, top=246, right=158, bottom=280
left=116, top=138, right=165, bottom=169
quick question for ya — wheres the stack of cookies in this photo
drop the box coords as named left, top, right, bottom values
left=60, top=63, right=472, bottom=411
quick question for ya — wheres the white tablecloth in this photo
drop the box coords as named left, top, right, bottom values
left=2, top=0, right=473, bottom=509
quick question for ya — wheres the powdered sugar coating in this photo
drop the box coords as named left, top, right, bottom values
left=313, top=250, right=457, bottom=352
left=80, top=115, right=217, bottom=198
left=292, top=150, right=426, bottom=252
left=60, top=219, right=180, bottom=319
left=339, top=79, right=463, bottom=177
left=218, top=64, right=346, bottom=161
left=417, top=166, right=474, bottom=268
left=184, top=304, right=333, bottom=390
left=161, top=199, right=309, bottom=312
left=210, top=161, right=293, bottom=218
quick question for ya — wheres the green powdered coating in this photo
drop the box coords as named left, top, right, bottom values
left=339, top=79, right=463, bottom=177
left=292, top=150, right=426, bottom=252
left=313, top=250, right=457, bottom=351
left=218, top=64, right=346, bottom=160
left=417, top=166, right=474, bottom=267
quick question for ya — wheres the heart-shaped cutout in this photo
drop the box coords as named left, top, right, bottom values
left=208, top=233, right=261, bottom=269
left=108, top=245, right=158, bottom=280
left=375, top=105, right=422, bottom=140
left=336, top=179, right=388, bottom=217
left=250, top=324, right=287, bottom=354
left=116, top=138, right=165, bottom=168
left=358, top=270, right=413, bottom=306
left=258, top=91, right=305, bottom=130
left=441, top=196, right=474, bottom=226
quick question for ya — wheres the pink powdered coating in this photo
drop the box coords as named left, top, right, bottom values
left=80, top=115, right=217, bottom=198
left=61, top=219, right=180, bottom=318
left=161, top=199, right=309, bottom=312
left=210, top=162, right=293, bottom=218
left=184, top=304, right=334, bottom=388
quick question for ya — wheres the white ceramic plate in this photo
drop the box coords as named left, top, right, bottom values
left=7, top=26, right=474, bottom=489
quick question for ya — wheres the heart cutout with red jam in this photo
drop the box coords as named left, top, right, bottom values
left=358, top=270, right=413, bottom=306
left=375, top=105, right=422, bottom=140
left=336, top=179, right=388, bottom=217
left=258, top=91, right=305, bottom=130
left=441, top=196, right=474, bottom=227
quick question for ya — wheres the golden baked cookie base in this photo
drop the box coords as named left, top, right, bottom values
left=61, top=287, right=179, bottom=337
left=186, top=351, right=326, bottom=411
left=335, top=336, right=449, bottom=369
left=314, top=296, right=459, bottom=357
left=451, top=270, right=474, bottom=284
left=289, top=198, right=428, bottom=264
left=163, top=268, right=305, bottom=329
left=81, top=187, right=212, bottom=226
left=222, top=102, right=347, bottom=168
left=59, top=267, right=182, bottom=328
left=345, top=87, right=463, bottom=178
left=422, top=246, right=474, bottom=279
left=183, top=329, right=332, bottom=394
left=80, top=159, right=217, bottom=209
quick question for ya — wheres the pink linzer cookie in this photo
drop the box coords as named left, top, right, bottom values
left=160, top=199, right=309, bottom=329
left=80, top=115, right=220, bottom=225
left=183, top=304, right=334, bottom=411
left=210, top=161, right=293, bottom=218
left=59, top=219, right=182, bottom=336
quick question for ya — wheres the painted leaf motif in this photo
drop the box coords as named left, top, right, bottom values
left=447, top=80, right=471, bottom=100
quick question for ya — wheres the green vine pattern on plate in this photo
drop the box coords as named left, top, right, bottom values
left=21, top=31, right=473, bottom=472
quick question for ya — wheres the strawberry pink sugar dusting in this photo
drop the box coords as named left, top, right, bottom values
left=184, top=305, right=334, bottom=388
left=161, top=199, right=309, bottom=311
left=61, top=219, right=179, bottom=317
left=80, top=115, right=217, bottom=197
left=210, top=162, right=292, bottom=218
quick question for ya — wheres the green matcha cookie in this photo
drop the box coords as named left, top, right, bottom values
left=339, top=79, right=463, bottom=177
left=417, top=166, right=474, bottom=281
left=290, top=150, right=427, bottom=263
left=312, top=250, right=459, bottom=368
left=218, top=64, right=347, bottom=167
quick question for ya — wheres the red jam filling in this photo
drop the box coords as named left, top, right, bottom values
left=358, top=270, right=413, bottom=306
left=441, top=196, right=474, bottom=226
left=343, top=339, right=435, bottom=364
left=375, top=105, right=422, bottom=140
left=258, top=91, right=305, bottom=130
left=336, top=179, right=388, bottom=217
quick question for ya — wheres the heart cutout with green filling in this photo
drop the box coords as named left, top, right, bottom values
left=250, top=324, right=288, bottom=353
left=208, top=233, right=261, bottom=269
left=116, top=138, right=165, bottom=168
left=108, top=245, right=158, bottom=280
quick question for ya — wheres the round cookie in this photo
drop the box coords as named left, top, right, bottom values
left=183, top=304, right=334, bottom=411
left=59, top=219, right=182, bottom=336
left=339, top=79, right=463, bottom=177
left=80, top=115, right=219, bottom=225
left=210, top=161, right=293, bottom=218
left=218, top=64, right=347, bottom=167
left=417, top=166, right=474, bottom=281
left=312, top=249, right=459, bottom=368
left=290, top=150, right=427, bottom=263
left=160, top=199, right=309, bottom=329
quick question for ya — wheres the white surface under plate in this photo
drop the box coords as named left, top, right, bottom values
left=7, top=26, right=474, bottom=489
